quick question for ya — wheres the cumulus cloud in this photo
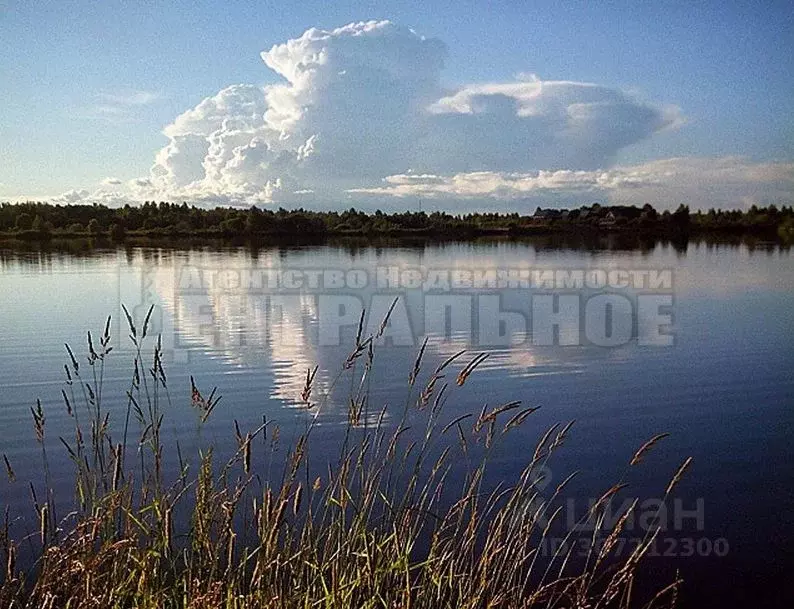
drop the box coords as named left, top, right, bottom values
left=348, top=157, right=794, bottom=210
left=33, top=20, right=789, bottom=211
left=42, top=156, right=792, bottom=211
left=55, top=189, right=92, bottom=204
left=46, top=188, right=131, bottom=207
left=424, top=79, right=681, bottom=172
left=139, top=20, right=680, bottom=204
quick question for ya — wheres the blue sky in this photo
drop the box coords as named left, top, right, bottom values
left=1, top=0, right=792, bottom=209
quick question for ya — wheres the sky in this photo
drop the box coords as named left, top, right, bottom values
left=1, top=0, right=792, bottom=211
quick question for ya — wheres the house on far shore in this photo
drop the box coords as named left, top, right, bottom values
left=599, top=210, right=617, bottom=227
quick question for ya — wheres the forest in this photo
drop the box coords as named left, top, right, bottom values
left=1, top=200, right=792, bottom=241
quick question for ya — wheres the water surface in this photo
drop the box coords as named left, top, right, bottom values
left=1, top=239, right=792, bottom=607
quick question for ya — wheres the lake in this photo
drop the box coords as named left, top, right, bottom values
left=1, top=237, right=793, bottom=607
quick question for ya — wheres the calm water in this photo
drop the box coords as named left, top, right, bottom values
left=1, top=239, right=793, bottom=606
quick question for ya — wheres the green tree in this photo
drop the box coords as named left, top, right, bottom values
left=221, top=215, right=245, bottom=234
left=15, top=212, right=33, bottom=231
left=672, top=204, right=690, bottom=229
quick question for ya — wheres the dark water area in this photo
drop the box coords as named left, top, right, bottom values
left=0, top=238, right=792, bottom=607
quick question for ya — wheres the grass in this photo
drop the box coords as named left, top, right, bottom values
left=0, top=304, right=690, bottom=608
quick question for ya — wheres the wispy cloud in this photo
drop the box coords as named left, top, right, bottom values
left=83, top=89, right=163, bottom=123
left=101, top=90, right=163, bottom=106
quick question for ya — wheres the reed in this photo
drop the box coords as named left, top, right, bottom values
left=0, top=305, right=688, bottom=608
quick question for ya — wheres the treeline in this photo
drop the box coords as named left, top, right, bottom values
left=1, top=200, right=792, bottom=241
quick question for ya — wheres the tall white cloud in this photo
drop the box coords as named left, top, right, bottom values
left=140, top=20, right=680, bottom=204
left=31, top=20, right=792, bottom=211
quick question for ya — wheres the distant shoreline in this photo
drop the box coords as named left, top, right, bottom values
left=1, top=200, right=792, bottom=246
left=0, top=225, right=786, bottom=240
left=0, top=225, right=788, bottom=255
